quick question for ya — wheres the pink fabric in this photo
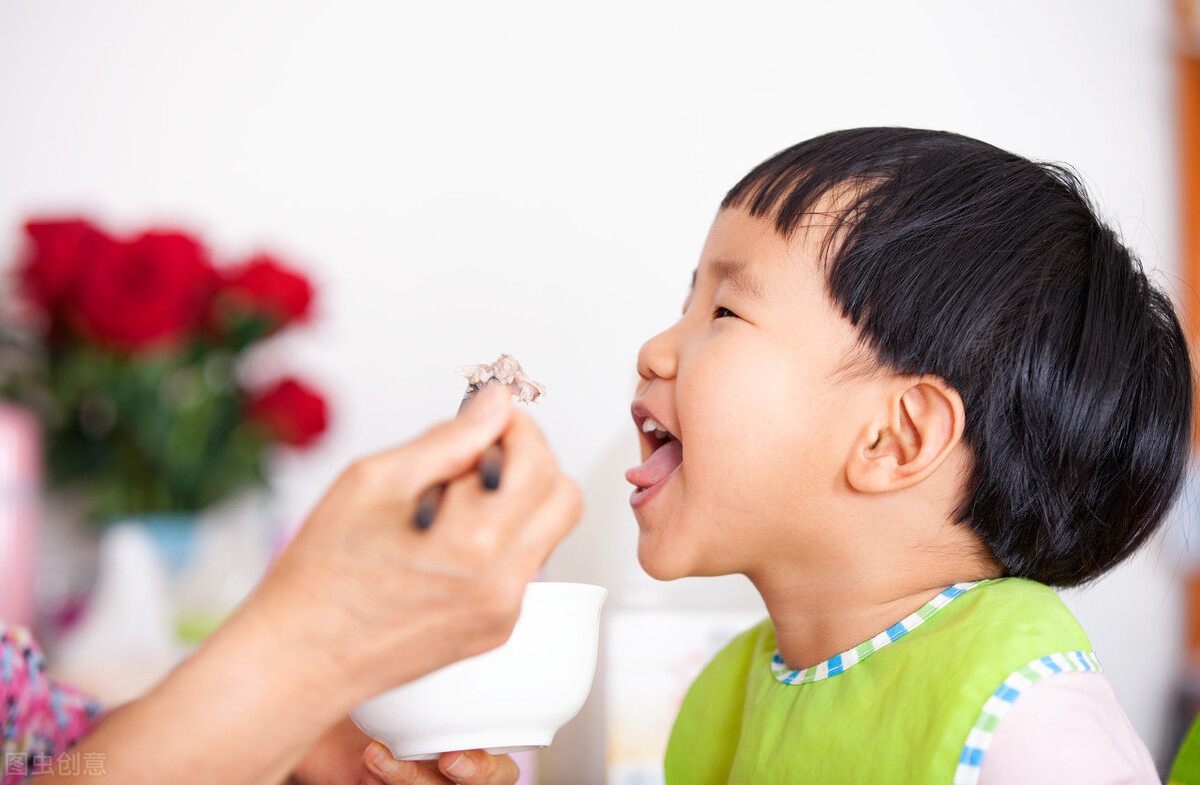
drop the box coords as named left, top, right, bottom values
left=0, top=406, right=39, bottom=629
left=979, top=671, right=1159, bottom=785
left=0, top=622, right=103, bottom=784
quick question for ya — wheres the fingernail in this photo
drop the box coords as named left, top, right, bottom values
left=368, top=743, right=401, bottom=774
left=465, top=385, right=507, bottom=422
left=444, top=752, right=476, bottom=780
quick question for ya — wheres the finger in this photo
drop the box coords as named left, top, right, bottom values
left=380, top=385, right=515, bottom=496
left=435, top=410, right=557, bottom=540
left=488, top=409, right=557, bottom=506
left=363, top=741, right=452, bottom=784
left=505, top=474, right=584, bottom=575
left=439, top=750, right=520, bottom=785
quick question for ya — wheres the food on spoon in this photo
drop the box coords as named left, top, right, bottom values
left=456, top=354, right=546, bottom=404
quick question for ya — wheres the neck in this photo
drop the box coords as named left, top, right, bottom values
left=748, top=557, right=1001, bottom=672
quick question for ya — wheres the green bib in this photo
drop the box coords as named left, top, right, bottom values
left=664, top=578, right=1097, bottom=784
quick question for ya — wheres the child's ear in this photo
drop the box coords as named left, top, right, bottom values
left=845, top=377, right=965, bottom=493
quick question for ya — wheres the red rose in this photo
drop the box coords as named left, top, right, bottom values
left=18, top=218, right=119, bottom=313
left=246, top=378, right=329, bottom=448
left=72, top=230, right=218, bottom=351
left=215, top=255, right=313, bottom=332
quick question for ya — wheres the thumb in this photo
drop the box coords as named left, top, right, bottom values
left=391, top=384, right=514, bottom=492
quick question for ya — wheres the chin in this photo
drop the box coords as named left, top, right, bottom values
left=636, top=538, right=694, bottom=582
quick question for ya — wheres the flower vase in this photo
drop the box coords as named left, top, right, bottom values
left=48, top=495, right=275, bottom=703
left=171, top=493, right=276, bottom=645
left=50, top=520, right=186, bottom=704
left=134, top=513, right=199, bottom=576
left=120, top=497, right=275, bottom=646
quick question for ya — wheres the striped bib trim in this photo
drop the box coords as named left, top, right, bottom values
left=770, top=580, right=985, bottom=685
left=952, top=650, right=1103, bottom=785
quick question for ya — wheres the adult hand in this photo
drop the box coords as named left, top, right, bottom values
left=363, top=744, right=518, bottom=785
left=256, top=382, right=584, bottom=706
left=292, top=717, right=519, bottom=785
left=47, top=384, right=580, bottom=785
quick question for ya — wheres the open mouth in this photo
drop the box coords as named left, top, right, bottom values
left=626, top=411, right=684, bottom=498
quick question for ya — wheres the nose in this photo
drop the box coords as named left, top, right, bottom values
left=636, top=321, right=680, bottom=382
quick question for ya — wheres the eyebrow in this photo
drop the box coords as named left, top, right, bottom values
left=691, top=259, right=766, bottom=299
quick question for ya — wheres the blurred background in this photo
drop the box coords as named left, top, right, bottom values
left=1, top=1, right=1198, bottom=782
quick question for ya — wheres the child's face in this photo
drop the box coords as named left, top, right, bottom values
left=628, top=206, right=884, bottom=581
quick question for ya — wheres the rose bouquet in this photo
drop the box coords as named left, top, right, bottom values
left=2, top=218, right=329, bottom=521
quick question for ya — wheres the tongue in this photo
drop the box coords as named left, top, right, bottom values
left=625, top=440, right=683, bottom=489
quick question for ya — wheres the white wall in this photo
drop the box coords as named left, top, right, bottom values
left=0, top=0, right=1187, bottom=776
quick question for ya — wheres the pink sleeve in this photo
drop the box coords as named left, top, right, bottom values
left=978, top=671, right=1159, bottom=785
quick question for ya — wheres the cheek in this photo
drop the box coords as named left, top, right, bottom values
left=675, top=336, right=837, bottom=511
left=679, top=337, right=787, bottom=429
left=688, top=383, right=834, bottom=509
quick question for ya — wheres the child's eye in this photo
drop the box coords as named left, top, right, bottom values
left=712, top=306, right=739, bottom=320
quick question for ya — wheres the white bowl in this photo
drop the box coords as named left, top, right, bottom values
left=350, top=581, right=607, bottom=761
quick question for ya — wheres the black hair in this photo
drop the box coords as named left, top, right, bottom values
left=723, top=127, right=1194, bottom=587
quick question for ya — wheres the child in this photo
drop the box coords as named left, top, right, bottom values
left=625, top=127, right=1191, bottom=784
